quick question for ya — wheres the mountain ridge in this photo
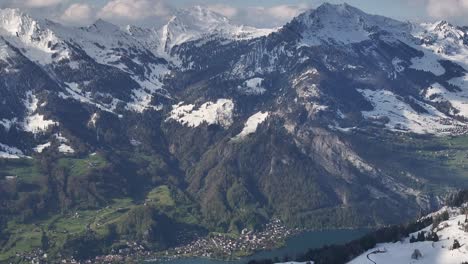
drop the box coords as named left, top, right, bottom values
left=2, top=2, right=468, bottom=262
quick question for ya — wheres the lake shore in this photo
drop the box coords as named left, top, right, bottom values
left=147, top=228, right=370, bottom=264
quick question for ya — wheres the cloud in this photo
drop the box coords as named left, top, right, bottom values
left=238, top=4, right=310, bottom=27
left=206, top=4, right=238, bottom=18
left=98, top=0, right=171, bottom=22
left=60, top=3, right=93, bottom=24
left=262, top=4, right=309, bottom=21
left=22, top=0, right=62, bottom=8
left=420, top=0, right=468, bottom=19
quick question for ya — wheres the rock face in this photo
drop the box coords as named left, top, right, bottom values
left=1, top=2, right=468, bottom=249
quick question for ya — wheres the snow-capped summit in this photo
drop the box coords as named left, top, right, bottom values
left=0, top=8, right=30, bottom=35
left=0, top=8, right=70, bottom=64
left=416, top=20, right=468, bottom=55
left=291, top=3, right=412, bottom=46
left=87, top=18, right=121, bottom=33
left=159, top=5, right=275, bottom=53
left=160, top=5, right=230, bottom=52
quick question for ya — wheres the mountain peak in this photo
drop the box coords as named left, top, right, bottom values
left=89, top=18, right=120, bottom=33
left=291, top=2, right=410, bottom=46
left=159, top=5, right=274, bottom=53
left=170, top=5, right=230, bottom=33
left=315, top=2, right=358, bottom=12
left=0, top=8, right=36, bottom=36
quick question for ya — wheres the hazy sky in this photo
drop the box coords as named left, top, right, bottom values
left=1, top=0, right=467, bottom=27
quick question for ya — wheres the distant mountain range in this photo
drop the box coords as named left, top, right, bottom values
left=1, top=2, right=468, bottom=262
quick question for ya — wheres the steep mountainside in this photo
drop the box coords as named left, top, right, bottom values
left=2, top=2, right=468, bottom=262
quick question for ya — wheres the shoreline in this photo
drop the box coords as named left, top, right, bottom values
left=147, top=219, right=301, bottom=263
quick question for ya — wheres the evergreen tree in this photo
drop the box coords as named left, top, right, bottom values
left=417, top=232, right=425, bottom=242
left=452, top=239, right=461, bottom=250
left=41, top=230, right=50, bottom=251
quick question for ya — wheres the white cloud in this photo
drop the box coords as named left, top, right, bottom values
left=22, top=0, right=62, bottom=8
left=98, top=0, right=171, bottom=21
left=239, top=4, right=310, bottom=27
left=60, top=3, right=93, bottom=24
left=262, top=4, right=309, bottom=20
left=206, top=4, right=238, bottom=18
left=424, top=0, right=468, bottom=19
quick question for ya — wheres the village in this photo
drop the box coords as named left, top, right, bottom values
left=44, top=219, right=300, bottom=263
left=157, top=219, right=301, bottom=261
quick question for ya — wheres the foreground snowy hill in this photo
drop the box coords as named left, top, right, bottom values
left=349, top=207, right=468, bottom=264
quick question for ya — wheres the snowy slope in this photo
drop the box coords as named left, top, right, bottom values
left=293, top=3, right=412, bottom=46
left=0, top=143, right=26, bottom=159
left=349, top=207, right=468, bottom=264
left=234, top=111, right=269, bottom=139
left=48, top=19, right=170, bottom=113
left=359, top=89, right=467, bottom=135
left=0, top=8, right=70, bottom=65
left=168, top=99, right=234, bottom=128
left=158, top=6, right=275, bottom=53
left=22, top=92, right=57, bottom=133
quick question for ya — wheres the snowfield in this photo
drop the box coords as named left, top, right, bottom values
left=33, top=142, right=51, bottom=153
left=349, top=207, right=468, bottom=264
left=168, top=99, right=234, bottom=128
left=358, top=89, right=466, bottom=135
left=425, top=82, right=468, bottom=118
left=409, top=52, right=446, bottom=76
left=22, top=92, right=57, bottom=133
left=234, top=111, right=269, bottom=139
left=238, top=78, right=267, bottom=95
left=0, top=143, right=26, bottom=159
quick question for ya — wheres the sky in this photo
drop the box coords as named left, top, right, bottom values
left=1, top=0, right=468, bottom=28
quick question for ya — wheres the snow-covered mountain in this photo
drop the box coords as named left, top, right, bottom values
left=349, top=206, right=468, bottom=264
left=3, top=3, right=468, bottom=261
left=289, top=2, right=412, bottom=46
left=157, top=5, right=275, bottom=54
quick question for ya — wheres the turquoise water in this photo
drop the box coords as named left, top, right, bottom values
left=147, top=229, right=369, bottom=264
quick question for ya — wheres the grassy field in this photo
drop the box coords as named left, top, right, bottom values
left=0, top=197, right=136, bottom=262
left=0, top=159, right=43, bottom=183
left=57, top=153, right=108, bottom=178
left=145, top=185, right=201, bottom=225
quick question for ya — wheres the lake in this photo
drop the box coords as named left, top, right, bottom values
left=147, top=229, right=369, bottom=264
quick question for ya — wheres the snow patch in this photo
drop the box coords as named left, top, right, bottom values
left=359, top=89, right=465, bottom=135
left=0, top=118, right=17, bottom=131
left=234, top=111, right=269, bottom=139
left=58, top=144, right=75, bottom=154
left=34, top=142, right=51, bottom=153
left=88, top=113, right=99, bottom=127
left=126, top=68, right=167, bottom=113
left=410, top=52, right=445, bottom=76
left=392, top=57, right=405, bottom=73
left=425, top=82, right=468, bottom=118
left=238, top=78, right=266, bottom=95
left=168, top=99, right=234, bottom=128
left=61, top=82, right=120, bottom=114
left=22, top=92, right=57, bottom=133
left=0, top=143, right=25, bottom=159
